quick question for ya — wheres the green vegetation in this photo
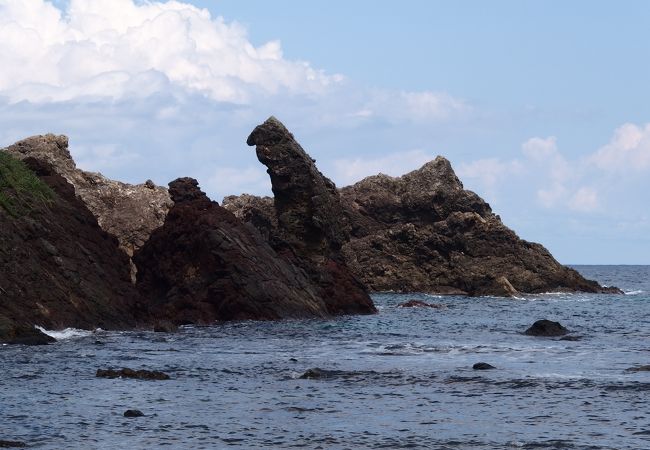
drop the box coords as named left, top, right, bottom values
left=0, top=151, right=54, bottom=216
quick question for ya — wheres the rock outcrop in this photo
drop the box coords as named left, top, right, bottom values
left=524, top=319, right=569, bottom=337
left=226, top=141, right=619, bottom=296
left=134, top=177, right=337, bottom=324
left=338, top=157, right=619, bottom=296
left=0, top=152, right=141, bottom=344
left=240, top=117, right=376, bottom=315
left=3, top=135, right=172, bottom=262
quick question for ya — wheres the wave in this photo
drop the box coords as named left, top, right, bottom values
left=35, top=326, right=94, bottom=340
left=624, top=290, right=644, bottom=295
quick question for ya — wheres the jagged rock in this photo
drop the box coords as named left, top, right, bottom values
left=0, top=153, right=141, bottom=344
left=337, top=157, right=620, bottom=296
left=3, top=135, right=172, bottom=265
left=134, top=177, right=334, bottom=324
left=243, top=117, right=376, bottom=315
left=524, top=319, right=569, bottom=337
left=96, top=368, right=170, bottom=380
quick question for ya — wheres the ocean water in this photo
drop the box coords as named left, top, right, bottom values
left=1, top=265, right=649, bottom=449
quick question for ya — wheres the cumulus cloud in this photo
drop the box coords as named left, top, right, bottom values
left=457, top=158, right=524, bottom=200
left=332, top=149, right=433, bottom=186
left=589, top=122, right=650, bottom=172
left=0, top=0, right=339, bottom=103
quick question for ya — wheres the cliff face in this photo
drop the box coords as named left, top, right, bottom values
left=243, top=117, right=376, bottom=315
left=338, top=157, right=619, bottom=295
left=4, top=135, right=172, bottom=261
left=0, top=153, right=141, bottom=343
left=133, top=178, right=332, bottom=324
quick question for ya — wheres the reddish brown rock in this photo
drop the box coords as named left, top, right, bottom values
left=133, top=177, right=332, bottom=324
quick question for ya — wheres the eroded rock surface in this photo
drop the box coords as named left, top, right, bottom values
left=4, top=135, right=172, bottom=260
left=241, top=117, right=376, bottom=315
left=134, top=177, right=333, bottom=324
left=338, top=157, right=620, bottom=296
left=0, top=154, right=141, bottom=344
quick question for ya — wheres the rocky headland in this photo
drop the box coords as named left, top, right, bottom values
left=0, top=117, right=620, bottom=343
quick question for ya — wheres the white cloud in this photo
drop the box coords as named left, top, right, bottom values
left=590, top=122, right=650, bottom=171
left=0, top=0, right=339, bottom=103
left=359, top=90, right=469, bottom=123
left=332, top=149, right=433, bottom=186
left=568, top=187, right=598, bottom=212
left=203, top=166, right=271, bottom=201
left=457, top=158, right=524, bottom=198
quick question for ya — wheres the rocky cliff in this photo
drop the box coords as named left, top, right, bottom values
left=133, top=177, right=334, bottom=324
left=0, top=152, right=141, bottom=344
left=241, top=117, right=376, bottom=314
left=4, top=135, right=172, bottom=262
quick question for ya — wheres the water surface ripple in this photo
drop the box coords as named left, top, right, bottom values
left=1, top=265, right=649, bottom=449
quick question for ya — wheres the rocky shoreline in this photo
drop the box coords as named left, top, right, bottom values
left=0, top=117, right=620, bottom=344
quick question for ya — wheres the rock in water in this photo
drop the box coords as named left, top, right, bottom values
left=0, top=154, right=140, bottom=344
left=524, top=319, right=569, bottom=337
left=244, top=117, right=376, bottom=315
left=0, top=440, right=27, bottom=448
left=96, top=368, right=170, bottom=380
left=3, top=135, right=173, bottom=270
left=397, top=300, right=444, bottom=309
left=123, top=410, right=144, bottom=418
left=473, top=362, right=496, bottom=370
left=134, top=177, right=333, bottom=323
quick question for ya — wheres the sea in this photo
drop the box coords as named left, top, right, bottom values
left=1, top=265, right=649, bottom=449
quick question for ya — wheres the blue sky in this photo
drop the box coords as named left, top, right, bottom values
left=1, top=0, right=649, bottom=263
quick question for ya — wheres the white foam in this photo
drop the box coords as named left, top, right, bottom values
left=624, top=290, right=644, bottom=295
left=35, top=326, right=93, bottom=340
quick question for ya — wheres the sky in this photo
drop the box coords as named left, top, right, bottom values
left=0, top=0, right=649, bottom=264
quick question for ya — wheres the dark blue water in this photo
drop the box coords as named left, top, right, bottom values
left=2, top=266, right=649, bottom=449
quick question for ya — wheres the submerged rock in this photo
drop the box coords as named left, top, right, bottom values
left=123, top=409, right=145, bottom=418
left=397, top=300, right=444, bottom=309
left=525, top=320, right=569, bottom=337
left=625, top=365, right=650, bottom=373
left=0, top=440, right=27, bottom=448
left=96, top=368, right=170, bottom=380
left=473, top=362, right=496, bottom=370
left=134, top=177, right=333, bottom=323
left=299, top=368, right=334, bottom=380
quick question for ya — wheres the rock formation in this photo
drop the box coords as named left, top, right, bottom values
left=0, top=153, right=141, bottom=344
left=133, top=177, right=336, bottom=324
left=3, top=135, right=172, bottom=263
left=337, top=157, right=620, bottom=296
left=240, top=117, right=376, bottom=315
left=227, top=127, right=620, bottom=297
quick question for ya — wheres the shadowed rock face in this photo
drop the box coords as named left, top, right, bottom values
left=133, top=177, right=333, bottom=324
left=0, top=154, right=141, bottom=344
left=4, top=135, right=172, bottom=262
left=244, top=117, right=376, bottom=315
